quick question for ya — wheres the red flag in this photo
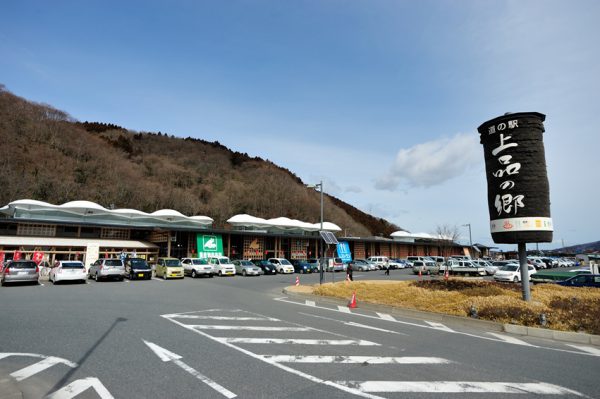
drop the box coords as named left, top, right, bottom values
left=13, top=250, right=22, bottom=261
left=0, top=251, right=4, bottom=264
left=32, top=251, right=44, bottom=265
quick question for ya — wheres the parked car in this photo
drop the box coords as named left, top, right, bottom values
left=494, top=264, right=536, bottom=283
left=367, top=256, right=389, bottom=270
left=233, top=260, right=261, bottom=276
left=268, top=258, right=294, bottom=274
left=208, top=256, right=236, bottom=277
left=125, top=258, right=152, bottom=280
left=154, top=257, right=184, bottom=280
left=390, top=258, right=408, bottom=269
left=348, top=259, right=372, bottom=272
left=320, top=257, right=344, bottom=272
left=557, top=274, right=600, bottom=288
left=412, top=260, right=439, bottom=275
left=473, top=260, right=498, bottom=275
left=388, top=259, right=405, bottom=269
left=253, top=260, right=277, bottom=275
left=88, top=258, right=125, bottom=282
left=445, top=259, right=486, bottom=276
left=306, top=259, right=320, bottom=272
left=49, top=260, right=87, bottom=284
left=1, top=260, right=39, bottom=286
left=181, top=258, right=214, bottom=278
left=291, top=260, right=312, bottom=274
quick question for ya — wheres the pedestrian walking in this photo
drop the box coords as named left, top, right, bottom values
left=346, top=262, right=353, bottom=281
left=384, top=260, right=390, bottom=276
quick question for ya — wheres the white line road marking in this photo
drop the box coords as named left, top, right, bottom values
left=335, top=381, right=583, bottom=395
left=259, top=355, right=450, bottom=364
left=566, top=344, right=600, bottom=356
left=487, top=333, right=534, bottom=346
left=169, top=315, right=280, bottom=321
left=425, top=321, right=455, bottom=332
left=46, top=377, right=114, bottom=399
left=151, top=277, right=164, bottom=282
left=299, top=312, right=408, bottom=336
left=338, top=305, right=351, bottom=313
left=144, top=340, right=236, bottom=398
left=191, top=325, right=312, bottom=331
left=305, top=300, right=316, bottom=307
left=376, top=312, right=395, bottom=321
left=163, top=313, right=386, bottom=399
left=10, top=356, right=78, bottom=381
left=345, top=321, right=408, bottom=335
left=274, top=297, right=598, bottom=357
left=213, top=338, right=380, bottom=346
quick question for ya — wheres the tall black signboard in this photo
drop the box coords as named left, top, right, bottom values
left=477, top=112, right=553, bottom=244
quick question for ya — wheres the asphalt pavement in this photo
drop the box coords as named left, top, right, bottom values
left=0, top=269, right=598, bottom=398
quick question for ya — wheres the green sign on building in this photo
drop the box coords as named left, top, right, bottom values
left=196, top=234, right=224, bottom=258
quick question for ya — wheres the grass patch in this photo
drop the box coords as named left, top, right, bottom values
left=312, top=279, right=600, bottom=334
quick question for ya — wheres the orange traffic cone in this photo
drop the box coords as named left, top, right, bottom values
left=348, top=291, right=357, bottom=309
left=418, top=269, right=422, bottom=279
left=444, top=269, right=449, bottom=280
left=295, top=276, right=300, bottom=286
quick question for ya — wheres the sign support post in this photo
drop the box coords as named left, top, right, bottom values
left=518, top=243, right=531, bottom=301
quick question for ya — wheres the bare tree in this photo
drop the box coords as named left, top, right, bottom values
left=435, top=224, right=461, bottom=259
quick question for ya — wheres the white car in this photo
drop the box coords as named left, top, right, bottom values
left=268, top=258, right=294, bottom=274
left=367, top=256, right=389, bottom=270
left=494, top=264, right=537, bottom=283
left=208, top=256, right=236, bottom=277
left=474, top=260, right=497, bottom=275
left=49, top=261, right=87, bottom=284
left=181, top=258, right=214, bottom=278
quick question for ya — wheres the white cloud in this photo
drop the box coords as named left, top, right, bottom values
left=375, top=133, right=481, bottom=190
left=345, top=185, right=362, bottom=193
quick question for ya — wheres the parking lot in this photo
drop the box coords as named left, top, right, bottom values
left=1, top=265, right=599, bottom=399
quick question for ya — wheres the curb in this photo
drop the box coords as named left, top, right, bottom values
left=282, top=287, right=600, bottom=347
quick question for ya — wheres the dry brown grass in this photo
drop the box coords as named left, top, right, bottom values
left=312, top=279, right=600, bottom=334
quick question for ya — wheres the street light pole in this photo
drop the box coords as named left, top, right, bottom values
left=307, top=180, right=324, bottom=284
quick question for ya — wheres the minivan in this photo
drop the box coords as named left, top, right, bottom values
left=367, top=256, right=389, bottom=270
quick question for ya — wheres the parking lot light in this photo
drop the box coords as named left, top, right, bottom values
left=306, top=181, right=324, bottom=285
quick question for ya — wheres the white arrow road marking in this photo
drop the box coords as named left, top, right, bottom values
left=10, top=356, right=78, bottom=381
left=487, top=333, right=535, bottom=346
left=425, top=321, right=455, bottom=332
left=191, top=325, right=311, bottom=331
left=258, top=355, right=450, bottom=364
left=335, top=381, right=584, bottom=395
left=45, top=377, right=114, bottom=399
left=338, top=305, right=351, bottom=313
left=143, top=340, right=236, bottom=398
left=376, top=312, right=396, bottom=321
left=213, top=338, right=380, bottom=346
left=305, top=300, right=316, bottom=307
left=344, top=321, right=408, bottom=335
left=566, top=344, right=600, bottom=356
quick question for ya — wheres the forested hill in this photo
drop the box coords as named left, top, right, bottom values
left=0, top=85, right=400, bottom=236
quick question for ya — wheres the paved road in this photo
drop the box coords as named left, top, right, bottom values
left=1, top=270, right=598, bottom=398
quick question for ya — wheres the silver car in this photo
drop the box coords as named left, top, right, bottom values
left=233, top=260, right=261, bottom=276
left=88, top=258, right=125, bottom=282
left=1, top=260, right=39, bottom=286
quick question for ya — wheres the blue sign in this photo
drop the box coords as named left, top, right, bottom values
left=336, top=241, right=352, bottom=263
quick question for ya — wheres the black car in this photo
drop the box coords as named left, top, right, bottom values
left=125, top=258, right=152, bottom=280
left=253, top=260, right=277, bottom=275
left=291, top=260, right=312, bottom=274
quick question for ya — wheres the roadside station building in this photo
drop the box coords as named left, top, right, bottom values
left=0, top=200, right=466, bottom=267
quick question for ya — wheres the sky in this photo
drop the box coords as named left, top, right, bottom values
left=1, top=0, right=599, bottom=252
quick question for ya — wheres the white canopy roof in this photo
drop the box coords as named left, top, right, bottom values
left=227, top=214, right=341, bottom=232
left=1, top=199, right=213, bottom=227
left=391, top=230, right=453, bottom=241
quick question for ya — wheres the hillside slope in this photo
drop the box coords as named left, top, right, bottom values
left=0, top=85, right=400, bottom=235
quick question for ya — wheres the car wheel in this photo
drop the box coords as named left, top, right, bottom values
left=163, top=272, right=167, bottom=280
left=513, top=276, right=519, bottom=283
left=218, top=270, right=222, bottom=277
left=242, top=270, right=247, bottom=277
left=192, top=270, right=197, bottom=278
left=94, top=273, right=98, bottom=282
left=130, top=272, right=134, bottom=280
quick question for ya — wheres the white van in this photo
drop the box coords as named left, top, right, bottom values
left=367, top=256, right=389, bottom=270
left=208, top=256, right=236, bottom=277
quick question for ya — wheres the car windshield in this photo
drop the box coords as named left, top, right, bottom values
left=218, top=258, right=231, bottom=265
left=501, top=265, right=518, bottom=272
left=192, top=259, right=208, bottom=265
left=62, top=262, right=84, bottom=269
left=9, top=261, right=37, bottom=269
left=280, top=259, right=292, bottom=265
left=165, top=260, right=181, bottom=266
left=241, top=261, right=254, bottom=266
left=105, top=260, right=122, bottom=266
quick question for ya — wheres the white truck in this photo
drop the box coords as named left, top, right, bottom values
left=444, top=259, right=486, bottom=276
